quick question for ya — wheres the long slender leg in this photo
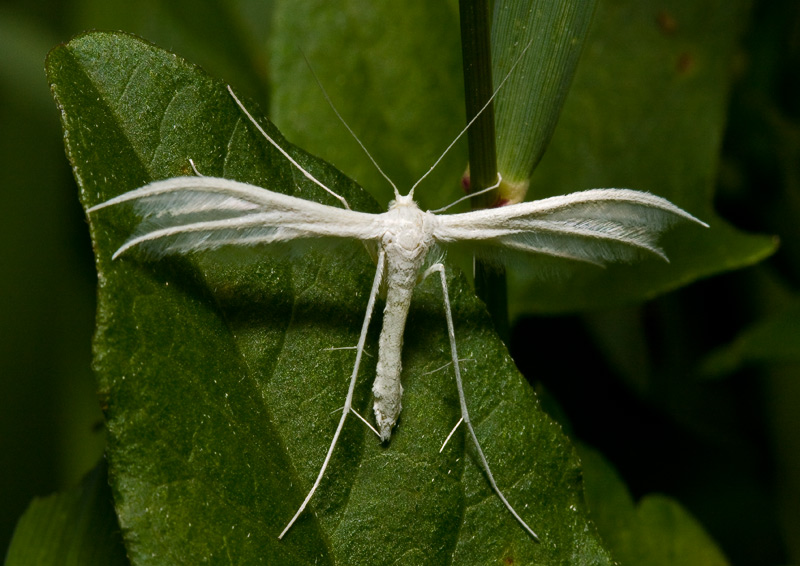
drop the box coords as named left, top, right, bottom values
left=349, top=407, right=381, bottom=438
left=429, top=172, right=503, bottom=214
left=188, top=159, right=205, bottom=177
left=227, top=85, right=352, bottom=210
left=279, top=249, right=386, bottom=539
left=439, top=417, right=463, bottom=453
left=422, top=263, right=540, bottom=541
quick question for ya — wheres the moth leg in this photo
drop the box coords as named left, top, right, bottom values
left=279, top=249, right=385, bottom=539
left=327, top=404, right=380, bottom=438
left=429, top=172, right=503, bottom=214
left=421, top=263, right=540, bottom=542
left=227, top=85, right=352, bottom=210
left=188, top=158, right=205, bottom=177
left=439, top=417, right=463, bottom=453
left=349, top=407, right=381, bottom=438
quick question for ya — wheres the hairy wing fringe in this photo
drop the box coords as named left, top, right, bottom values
left=90, top=176, right=380, bottom=258
left=435, top=189, right=706, bottom=266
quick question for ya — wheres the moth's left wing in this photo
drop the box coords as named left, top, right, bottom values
left=88, top=176, right=382, bottom=259
left=433, top=189, right=707, bottom=266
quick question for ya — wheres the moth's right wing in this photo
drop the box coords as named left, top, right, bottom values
left=88, top=176, right=382, bottom=259
left=433, top=188, right=707, bottom=267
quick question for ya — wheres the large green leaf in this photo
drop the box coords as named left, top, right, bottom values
left=5, top=462, right=128, bottom=566
left=47, top=32, right=611, bottom=565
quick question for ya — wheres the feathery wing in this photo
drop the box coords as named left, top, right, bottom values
left=433, top=189, right=708, bottom=266
left=88, top=176, right=381, bottom=259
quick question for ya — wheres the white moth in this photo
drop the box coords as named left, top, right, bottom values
left=88, top=75, right=707, bottom=541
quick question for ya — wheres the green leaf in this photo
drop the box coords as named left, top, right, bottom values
left=579, top=445, right=730, bottom=565
left=47, top=32, right=612, bottom=565
left=5, top=462, right=128, bottom=566
left=508, top=0, right=777, bottom=313
left=492, top=0, right=599, bottom=194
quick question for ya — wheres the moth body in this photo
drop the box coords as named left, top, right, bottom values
left=373, top=195, right=438, bottom=440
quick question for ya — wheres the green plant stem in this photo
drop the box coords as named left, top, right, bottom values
left=459, top=0, right=509, bottom=342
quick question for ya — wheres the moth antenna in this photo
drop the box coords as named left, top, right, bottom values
left=226, top=85, right=352, bottom=210
left=430, top=173, right=503, bottom=213
left=409, top=36, right=536, bottom=198
left=302, top=52, right=402, bottom=199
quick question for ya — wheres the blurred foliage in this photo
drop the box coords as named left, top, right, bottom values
left=5, top=463, right=127, bottom=566
left=578, top=445, right=730, bottom=566
left=507, top=0, right=776, bottom=312
left=1, top=0, right=798, bottom=564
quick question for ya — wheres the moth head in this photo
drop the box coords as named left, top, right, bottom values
left=388, top=193, right=418, bottom=210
